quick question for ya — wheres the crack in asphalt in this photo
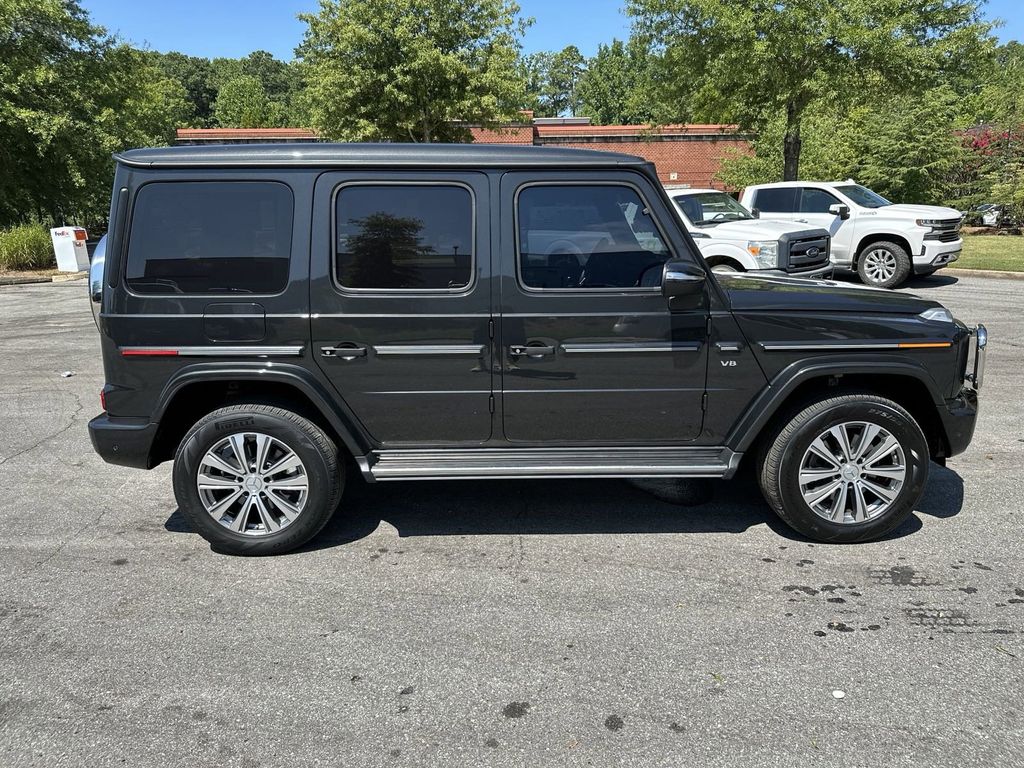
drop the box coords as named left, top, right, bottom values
left=0, top=391, right=84, bottom=467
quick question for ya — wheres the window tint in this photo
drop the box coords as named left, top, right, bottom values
left=335, top=185, right=473, bottom=290
left=126, top=182, right=293, bottom=295
left=517, top=185, right=669, bottom=289
left=800, top=187, right=841, bottom=213
left=752, top=187, right=797, bottom=213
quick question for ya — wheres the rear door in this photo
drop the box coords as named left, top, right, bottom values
left=310, top=172, right=493, bottom=445
left=498, top=173, right=708, bottom=444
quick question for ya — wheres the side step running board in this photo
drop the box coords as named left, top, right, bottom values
left=366, top=447, right=741, bottom=481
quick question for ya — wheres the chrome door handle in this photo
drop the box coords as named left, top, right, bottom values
left=509, top=344, right=555, bottom=357
left=321, top=344, right=367, bottom=360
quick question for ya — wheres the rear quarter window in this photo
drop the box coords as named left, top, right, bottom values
left=753, top=187, right=798, bottom=213
left=125, top=181, right=293, bottom=295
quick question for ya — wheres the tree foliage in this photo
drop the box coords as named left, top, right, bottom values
left=0, top=0, right=189, bottom=227
left=297, top=0, right=528, bottom=142
left=576, top=38, right=655, bottom=125
left=629, top=0, right=994, bottom=180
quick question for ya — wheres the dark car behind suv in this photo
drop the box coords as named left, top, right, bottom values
left=88, top=144, right=986, bottom=555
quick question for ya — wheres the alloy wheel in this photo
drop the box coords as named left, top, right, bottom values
left=862, top=248, right=898, bottom=283
left=196, top=432, right=309, bottom=536
left=797, top=421, right=907, bottom=524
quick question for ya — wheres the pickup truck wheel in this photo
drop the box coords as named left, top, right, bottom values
left=172, top=404, right=343, bottom=555
left=856, top=241, right=911, bottom=288
left=758, top=394, right=929, bottom=543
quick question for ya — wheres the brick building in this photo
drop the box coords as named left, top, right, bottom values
left=175, top=119, right=752, bottom=189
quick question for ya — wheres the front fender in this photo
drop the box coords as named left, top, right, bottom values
left=725, top=357, right=945, bottom=452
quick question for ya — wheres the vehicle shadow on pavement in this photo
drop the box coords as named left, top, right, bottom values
left=162, top=464, right=963, bottom=551
left=831, top=270, right=959, bottom=290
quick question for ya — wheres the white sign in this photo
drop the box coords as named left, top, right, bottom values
left=51, top=227, right=89, bottom=272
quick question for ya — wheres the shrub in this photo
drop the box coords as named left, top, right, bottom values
left=0, top=224, right=56, bottom=271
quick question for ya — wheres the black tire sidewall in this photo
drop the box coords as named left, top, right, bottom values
left=776, top=400, right=929, bottom=542
left=858, top=241, right=911, bottom=288
left=173, top=409, right=340, bottom=555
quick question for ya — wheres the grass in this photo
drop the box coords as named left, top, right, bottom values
left=957, top=234, right=1024, bottom=272
left=0, top=224, right=55, bottom=271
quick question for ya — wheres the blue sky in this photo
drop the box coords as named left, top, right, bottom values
left=81, top=0, right=1019, bottom=61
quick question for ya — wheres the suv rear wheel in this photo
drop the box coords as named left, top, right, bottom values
left=758, top=394, right=929, bottom=542
left=856, top=241, right=911, bottom=288
left=173, top=404, right=343, bottom=555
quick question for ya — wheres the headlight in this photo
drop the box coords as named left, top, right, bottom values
left=916, top=219, right=944, bottom=227
left=918, top=307, right=953, bottom=323
left=747, top=240, right=779, bottom=268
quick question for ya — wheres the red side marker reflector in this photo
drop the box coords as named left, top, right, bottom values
left=121, top=348, right=179, bottom=357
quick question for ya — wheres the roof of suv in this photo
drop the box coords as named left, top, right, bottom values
left=746, top=181, right=854, bottom=188
left=115, top=142, right=651, bottom=169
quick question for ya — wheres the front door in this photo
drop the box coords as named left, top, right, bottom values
left=498, top=173, right=708, bottom=444
left=795, top=186, right=853, bottom=263
left=310, top=172, right=493, bottom=445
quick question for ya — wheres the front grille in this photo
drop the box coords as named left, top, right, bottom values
left=786, top=235, right=830, bottom=272
left=926, top=219, right=961, bottom=242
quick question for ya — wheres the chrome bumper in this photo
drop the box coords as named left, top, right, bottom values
left=967, top=324, right=988, bottom=390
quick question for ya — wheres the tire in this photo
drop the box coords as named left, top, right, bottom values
left=856, top=241, right=911, bottom=288
left=709, top=261, right=742, bottom=274
left=173, top=404, right=343, bottom=555
left=757, top=394, right=929, bottom=543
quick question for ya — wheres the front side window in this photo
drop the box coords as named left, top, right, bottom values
left=674, top=192, right=754, bottom=226
left=517, top=185, right=670, bottom=290
left=126, top=181, right=293, bottom=295
left=834, top=184, right=892, bottom=209
left=800, top=187, right=841, bottom=213
left=335, top=184, right=473, bottom=290
left=753, top=187, right=798, bottom=213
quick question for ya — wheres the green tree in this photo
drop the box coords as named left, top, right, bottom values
left=577, top=38, right=654, bottom=124
left=297, top=0, right=529, bottom=142
left=150, top=51, right=217, bottom=126
left=521, top=45, right=586, bottom=117
left=213, top=74, right=287, bottom=128
left=0, top=0, right=188, bottom=227
left=629, top=0, right=994, bottom=180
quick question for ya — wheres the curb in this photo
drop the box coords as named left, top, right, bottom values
left=0, top=271, right=86, bottom=286
left=946, top=268, right=1024, bottom=281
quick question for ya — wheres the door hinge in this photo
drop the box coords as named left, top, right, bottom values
left=701, top=392, right=708, bottom=411
left=488, top=318, right=495, bottom=339
left=489, top=394, right=495, bottom=414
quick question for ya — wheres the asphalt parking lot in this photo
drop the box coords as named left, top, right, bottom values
left=1, top=272, right=1022, bottom=767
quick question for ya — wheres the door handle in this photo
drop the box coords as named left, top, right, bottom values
left=321, top=344, right=367, bottom=360
left=794, top=218, right=809, bottom=223
left=509, top=344, right=555, bottom=358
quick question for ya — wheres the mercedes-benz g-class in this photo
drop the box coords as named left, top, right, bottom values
left=88, top=144, right=985, bottom=555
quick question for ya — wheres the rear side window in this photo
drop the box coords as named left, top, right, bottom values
left=334, top=184, right=473, bottom=291
left=517, top=184, right=670, bottom=290
left=800, top=187, right=840, bottom=213
left=125, top=181, right=293, bottom=295
left=753, top=187, right=798, bottom=213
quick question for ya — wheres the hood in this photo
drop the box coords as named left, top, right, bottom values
left=875, top=203, right=962, bottom=220
left=694, top=218, right=814, bottom=240
left=716, top=272, right=941, bottom=315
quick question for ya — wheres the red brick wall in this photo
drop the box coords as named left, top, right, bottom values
left=547, top=138, right=751, bottom=189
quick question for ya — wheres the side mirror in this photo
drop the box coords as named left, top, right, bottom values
left=751, top=207, right=761, bottom=219
left=829, top=203, right=851, bottom=220
left=661, top=260, right=706, bottom=300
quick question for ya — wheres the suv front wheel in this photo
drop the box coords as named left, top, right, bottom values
left=173, top=404, right=343, bottom=555
left=758, top=394, right=929, bottom=542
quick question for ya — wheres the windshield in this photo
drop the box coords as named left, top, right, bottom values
left=673, top=192, right=754, bottom=226
left=834, top=184, right=892, bottom=209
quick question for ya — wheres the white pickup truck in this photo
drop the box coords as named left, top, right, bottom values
left=739, top=181, right=963, bottom=288
left=665, top=187, right=833, bottom=279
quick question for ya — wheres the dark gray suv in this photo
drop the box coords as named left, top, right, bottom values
left=88, top=144, right=986, bottom=554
